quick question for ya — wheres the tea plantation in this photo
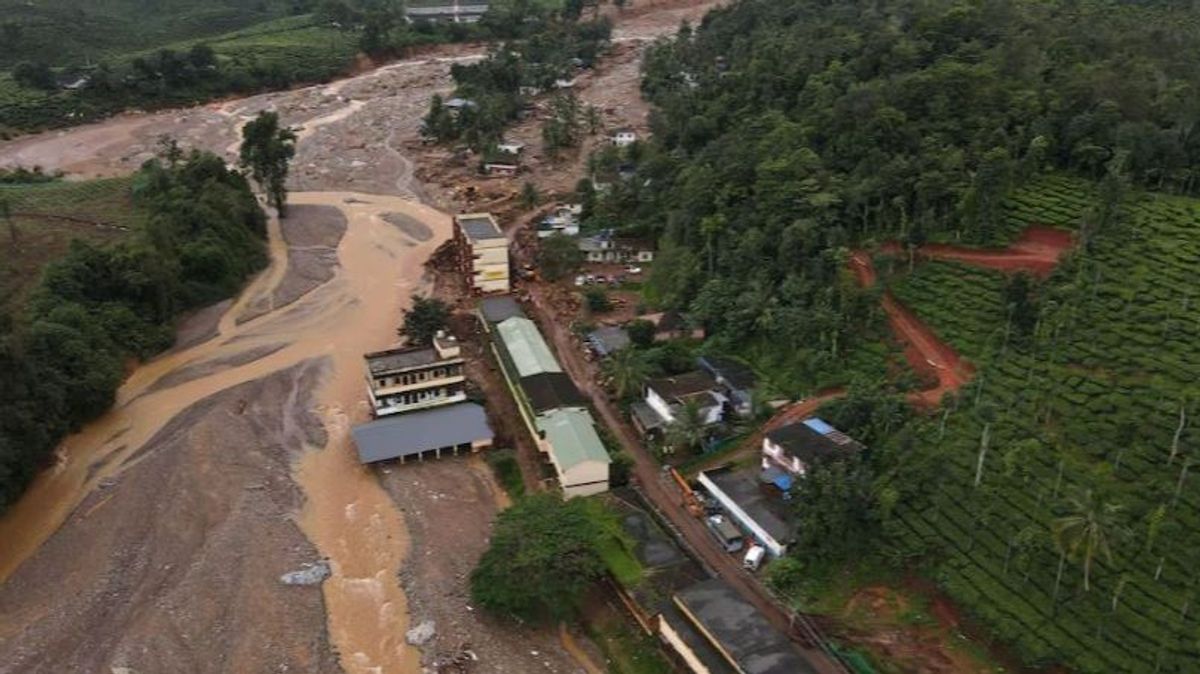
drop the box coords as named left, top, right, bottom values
left=879, top=176, right=1200, bottom=672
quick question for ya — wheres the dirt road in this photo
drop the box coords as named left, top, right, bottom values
left=880, top=226, right=1074, bottom=277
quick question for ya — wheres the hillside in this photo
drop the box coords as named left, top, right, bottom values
left=0, top=176, right=138, bottom=310
left=0, top=0, right=298, bottom=68
left=579, top=0, right=1200, bottom=671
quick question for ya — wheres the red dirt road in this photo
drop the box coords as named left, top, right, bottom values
left=881, top=226, right=1073, bottom=277
left=851, top=252, right=973, bottom=409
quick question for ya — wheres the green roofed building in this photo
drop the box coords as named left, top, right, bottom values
left=536, top=408, right=611, bottom=498
left=495, top=317, right=561, bottom=378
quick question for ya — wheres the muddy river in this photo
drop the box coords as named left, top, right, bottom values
left=0, top=48, right=468, bottom=674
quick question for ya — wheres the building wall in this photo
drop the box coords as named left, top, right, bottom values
left=657, top=616, right=715, bottom=674
left=646, top=388, right=675, bottom=424
left=560, top=460, right=610, bottom=498
left=697, top=472, right=787, bottom=557
left=762, top=437, right=805, bottom=475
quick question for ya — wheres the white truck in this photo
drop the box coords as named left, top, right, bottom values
left=742, top=544, right=766, bottom=571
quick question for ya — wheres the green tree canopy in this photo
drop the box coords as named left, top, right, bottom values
left=239, top=111, right=296, bottom=216
left=398, top=295, right=450, bottom=346
left=537, top=233, right=584, bottom=281
left=469, top=493, right=608, bottom=623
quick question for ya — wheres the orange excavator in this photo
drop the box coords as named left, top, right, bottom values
left=670, top=467, right=704, bottom=517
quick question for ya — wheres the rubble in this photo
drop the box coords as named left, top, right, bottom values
left=279, top=560, right=330, bottom=586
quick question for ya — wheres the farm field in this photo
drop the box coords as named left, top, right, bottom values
left=0, top=178, right=138, bottom=310
left=0, top=0, right=297, bottom=68
left=880, top=175, right=1200, bottom=673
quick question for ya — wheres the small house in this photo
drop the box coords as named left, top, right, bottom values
left=497, top=140, right=526, bottom=155
left=697, top=355, right=757, bottom=417
left=536, top=205, right=581, bottom=238
left=643, top=371, right=725, bottom=429
left=483, top=161, right=519, bottom=176
left=762, top=418, right=864, bottom=478
left=642, top=310, right=705, bottom=342
left=587, top=325, right=630, bottom=357
left=611, top=128, right=637, bottom=147
left=577, top=229, right=655, bottom=264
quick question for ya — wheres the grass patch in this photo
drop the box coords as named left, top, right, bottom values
left=485, top=448, right=525, bottom=500
left=585, top=605, right=673, bottom=674
left=0, top=177, right=138, bottom=310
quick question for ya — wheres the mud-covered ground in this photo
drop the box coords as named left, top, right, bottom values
left=0, top=359, right=337, bottom=674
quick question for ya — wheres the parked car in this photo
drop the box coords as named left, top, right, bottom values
left=705, top=514, right=744, bottom=553
left=625, top=266, right=642, bottom=274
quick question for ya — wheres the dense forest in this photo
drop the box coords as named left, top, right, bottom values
left=0, top=150, right=266, bottom=510
left=583, top=0, right=1200, bottom=671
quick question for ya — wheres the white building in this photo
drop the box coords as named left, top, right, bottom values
left=455, top=212, right=510, bottom=294
left=611, top=128, right=638, bottom=147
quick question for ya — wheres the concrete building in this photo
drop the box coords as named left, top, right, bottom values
left=578, top=229, right=655, bottom=264
left=661, top=578, right=817, bottom=674
left=476, top=295, right=525, bottom=331
left=644, top=371, right=726, bottom=427
left=455, top=212, right=509, bottom=294
left=698, top=355, right=757, bottom=418
left=352, top=402, right=493, bottom=464
left=697, top=468, right=792, bottom=558
left=611, top=128, right=638, bottom=147
left=363, top=333, right=466, bottom=417
left=763, top=418, right=863, bottom=478
left=490, top=315, right=611, bottom=497
left=536, top=407, right=611, bottom=498
left=405, top=0, right=489, bottom=23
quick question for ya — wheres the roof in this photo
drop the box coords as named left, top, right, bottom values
left=675, top=578, right=817, bottom=674
left=765, top=418, right=863, bottom=466
left=352, top=403, right=493, bottom=463
left=660, top=603, right=739, bottom=674
left=703, top=468, right=792, bottom=545
left=536, top=408, right=611, bottom=471
left=647, top=370, right=717, bottom=401
left=521, top=372, right=587, bottom=413
left=478, top=295, right=524, bottom=323
left=655, top=309, right=689, bottom=332
left=455, top=213, right=504, bottom=241
left=364, top=345, right=453, bottom=375
left=698, top=354, right=757, bottom=390
left=630, top=401, right=668, bottom=432
left=587, top=325, right=630, bottom=356
left=496, top=317, right=561, bottom=377
left=613, top=128, right=636, bottom=137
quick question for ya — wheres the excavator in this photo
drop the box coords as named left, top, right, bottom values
left=669, top=467, right=704, bottom=517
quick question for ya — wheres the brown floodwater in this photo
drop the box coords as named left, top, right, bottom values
left=0, top=188, right=451, bottom=673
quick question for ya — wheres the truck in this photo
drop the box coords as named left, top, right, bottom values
left=743, top=544, right=766, bottom=571
left=705, top=514, right=744, bottom=553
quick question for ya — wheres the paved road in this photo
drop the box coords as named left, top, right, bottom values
left=521, top=282, right=846, bottom=674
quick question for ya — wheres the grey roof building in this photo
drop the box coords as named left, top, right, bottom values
left=351, top=402, right=493, bottom=464
left=671, top=578, right=817, bottom=674
left=478, top=295, right=525, bottom=326
left=587, top=325, right=631, bottom=357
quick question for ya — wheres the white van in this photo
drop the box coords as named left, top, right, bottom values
left=743, top=544, right=766, bottom=571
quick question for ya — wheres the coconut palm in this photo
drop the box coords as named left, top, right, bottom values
left=1053, top=488, right=1126, bottom=593
left=664, top=399, right=706, bottom=455
left=602, top=348, right=653, bottom=400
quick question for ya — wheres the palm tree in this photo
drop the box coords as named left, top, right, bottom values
left=602, top=348, right=652, bottom=401
left=664, top=399, right=706, bottom=455
left=1053, top=488, right=1126, bottom=594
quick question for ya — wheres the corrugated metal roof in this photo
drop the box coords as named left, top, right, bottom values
left=536, top=408, right=610, bottom=472
left=496, top=317, right=561, bottom=377
left=351, top=403, right=492, bottom=464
